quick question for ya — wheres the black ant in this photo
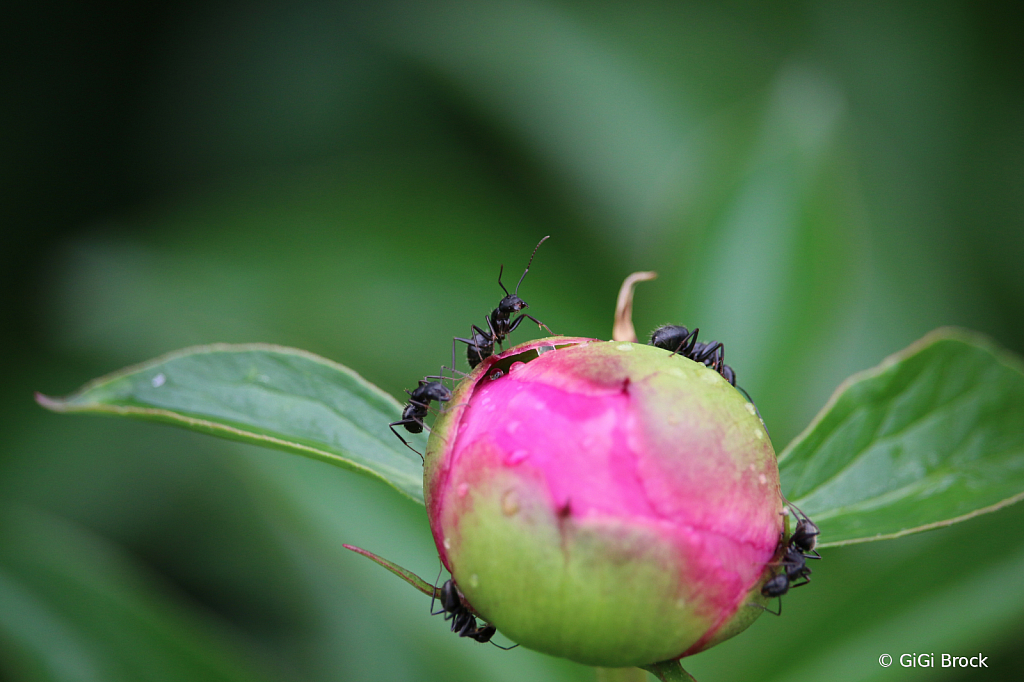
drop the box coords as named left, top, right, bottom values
left=455, top=236, right=553, bottom=369
left=649, top=325, right=735, bottom=386
left=760, top=505, right=821, bottom=613
left=788, top=504, right=820, bottom=557
left=431, top=577, right=517, bottom=649
left=389, top=379, right=451, bottom=461
left=648, top=325, right=765, bottom=434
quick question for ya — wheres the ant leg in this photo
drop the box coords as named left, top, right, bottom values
left=423, top=371, right=467, bottom=389
left=450, top=336, right=458, bottom=383
left=483, top=316, right=503, bottom=351
left=389, top=421, right=425, bottom=462
left=505, top=314, right=526, bottom=336
left=429, top=565, right=446, bottom=616
left=468, top=322, right=498, bottom=358
left=510, top=313, right=554, bottom=336
left=497, top=264, right=510, bottom=297
left=489, top=640, right=520, bottom=650
left=707, top=345, right=725, bottom=372
left=671, top=328, right=699, bottom=357
left=789, top=575, right=812, bottom=589
left=438, top=366, right=469, bottom=380
left=454, top=331, right=489, bottom=367
left=451, top=337, right=469, bottom=372
left=453, top=612, right=475, bottom=634
left=693, top=341, right=723, bottom=365
left=440, top=343, right=470, bottom=386
left=749, top=598, right=782, bottom=616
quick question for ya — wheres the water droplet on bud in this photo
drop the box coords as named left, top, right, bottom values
left=506, top=449, right=530, bottom=465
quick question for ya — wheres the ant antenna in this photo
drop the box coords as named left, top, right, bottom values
left=429, top=563, right=445, bottom=615
left=498, top=264, right=509, bottom=297
left=514, top=235, right=550, bottom=296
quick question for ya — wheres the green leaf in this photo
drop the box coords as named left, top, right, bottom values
left=36, top=344, right=426, bottom=504
left=0, top=508, right=279, bottom=682
left=779, top=327, right=1024, bottom=547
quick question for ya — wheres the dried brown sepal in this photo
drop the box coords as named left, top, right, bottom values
left=612, top=271, right=658, bottom=342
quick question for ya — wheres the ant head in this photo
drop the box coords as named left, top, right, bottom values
left=650, top=325, right=690, bottom=347
left=472, top=624, right=497, bottom=643
left=792, top=518, right=820, bottom=553
left=498, top=293, right=527, bottom=315
left=788, top=504, right=820, bottom=552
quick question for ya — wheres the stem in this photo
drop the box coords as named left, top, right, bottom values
left=640, top=661, right=698, bottom=682
left=595, top=668, right=649, bottom=682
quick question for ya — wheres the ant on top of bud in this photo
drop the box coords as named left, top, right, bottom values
left=649, top=325, right=735, bottom=386
left=649, top=324, right=768, bottom=435
left=454, top=236, right=553, bottom=369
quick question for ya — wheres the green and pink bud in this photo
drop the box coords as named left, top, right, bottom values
left=424, top=336, right=784, bottom=668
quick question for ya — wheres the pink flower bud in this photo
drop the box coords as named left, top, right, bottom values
left=424, top=337, right=784, bottom=667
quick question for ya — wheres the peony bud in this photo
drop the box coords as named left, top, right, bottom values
left=424, top=337, right=784, bottom=668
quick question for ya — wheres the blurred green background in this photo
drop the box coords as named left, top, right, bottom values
left=3, top=1, right=1024, bottom=680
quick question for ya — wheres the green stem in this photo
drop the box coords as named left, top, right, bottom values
left=595, top=668, right=648, bottom=682
left=640, top=660, right=698, bottom=682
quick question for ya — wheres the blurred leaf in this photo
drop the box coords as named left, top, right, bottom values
left=779, top=328, right=1024, bottom=547
left=36, top=344, right=425, bottom=504
left=381, top=0, right=696, bottom=243
left=775, top=537, right=1024, bottom=682
left=669, top=64, right=868, bottom=446
left=0, top=508, right=278, bottom=682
